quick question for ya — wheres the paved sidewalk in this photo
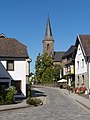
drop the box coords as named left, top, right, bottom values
left=0, top=99, right=30, bottom=111
left=59, top=88, right=90, bottom=110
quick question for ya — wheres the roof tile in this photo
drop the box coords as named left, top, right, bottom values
left=79, top=35, right=90, bottom=56
left=0, top=38, right=29, bottom=58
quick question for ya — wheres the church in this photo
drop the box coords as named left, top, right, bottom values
left=42, top=15, right=65, bottom=65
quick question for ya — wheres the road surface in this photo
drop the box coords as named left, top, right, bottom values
left=0, top=86, right=90, bottom=120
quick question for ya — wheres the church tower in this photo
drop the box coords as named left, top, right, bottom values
left=42, top=15, right=54, bottom=57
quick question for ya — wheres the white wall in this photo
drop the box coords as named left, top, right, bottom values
left=9, top=61, right=26, bottom=96
left=75, top=44, right=87, bottom=74
left=0, top=58, right=27, bottom=96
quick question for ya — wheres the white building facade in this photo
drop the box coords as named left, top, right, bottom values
left=75, top=35, right=90, bottom=92
left=0, top=34, right=31, bottom=97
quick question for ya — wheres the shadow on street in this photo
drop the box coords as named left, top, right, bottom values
left=31, top=88, right=47, bottom=97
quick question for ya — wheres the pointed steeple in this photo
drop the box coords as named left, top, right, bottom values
left=42, top=15, right=54, bottom=57
left=44, top=15, right=54, bottom=41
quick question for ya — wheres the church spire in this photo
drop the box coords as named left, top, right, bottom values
left=43, top=15, right=54, bottom=57
left=44, top=15, right=53, bottom=40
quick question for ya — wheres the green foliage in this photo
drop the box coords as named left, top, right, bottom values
left=35, top=53, right=54, bottom=84
left=53, top=65, right=61, bottom=81
left=35, top=53, right=62, bottom=84
left=6, top=86, right=17, bottom=95
left=28, top=82, right=32, bottom=97
left=0, top=86, right=17, bottom=105
left=5, top=86, right=17, bottom=104
left=0, top=90, right=6, bottom=101
left=35, top=53, right=42, bottom=83
left=26, top=97, right=42, bottom=106
left=42, top=67, right=54, bottom=84
left=5, top=91, right=14, bottom=104
left=0, top=86, right=6, bottom=105
left=30, top=72, right=34, bottom=77
left=41, top=53, right=52, bottom=68
left=0, top=96, right=5, bottom=105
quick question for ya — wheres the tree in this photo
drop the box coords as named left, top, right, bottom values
left=41, top=53, right=54, bottom=84
left=35, top=53, right=53, bottom=84
left=30, top=72, right=34, bottom=77
left=35, top=52, right=62, bottom=84
left=42, top=66, right=54, bottom=84
left=35, top=53, right=42, bottom=83
left=53, top=65, right=61, bottom=81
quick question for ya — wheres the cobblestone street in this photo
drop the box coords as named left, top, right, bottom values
left=0, top=86, right=90, bottom=120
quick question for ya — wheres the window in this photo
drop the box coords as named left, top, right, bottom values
left=7, top=60, right=14, bottom=71
left=77, top=61, right=79, bottom=69
left=82, top=59, right=84, bottom=68
left=82, top=75, right=84, bottom=85
left=47, top=44, right=49, bottom=50
left=77, top=76, right=79, bottom=85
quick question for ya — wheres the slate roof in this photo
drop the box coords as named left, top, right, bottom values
left=0, top=37, right=29, bottom=58
left=43, top=15, right=54, bottom=41
left=53, top=51, right=65, bottom=62
left=62, top=45, right=76, bottom=58
left=77, top=35, right=90, bottom=56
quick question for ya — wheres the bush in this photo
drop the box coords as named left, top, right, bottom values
left=26, top=97, right=42, bottom=106
left=0, top=96, right=5, bottom=105
left=5, top=92, right=14, bottom=104
left=5, top=86, right=17, bottom=104
left=0, top=86, right=17, bottom=105
left=6, top=86, right=17, bottom=95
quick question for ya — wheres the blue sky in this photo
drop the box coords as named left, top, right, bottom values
left=0, top=0, right=90, bottom=72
